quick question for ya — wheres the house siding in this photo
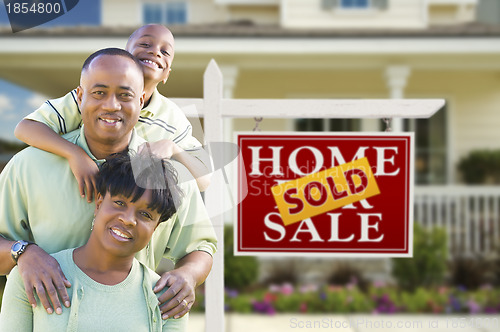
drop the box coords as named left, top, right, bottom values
left=428, top=3, right=476, bottom=25
left=226, top=6, right=280, bottom=25
left=282, top=0, right=426, bottom=29
left=102, top=0, right=141, bottom=26
left=188, top=0, right=228, bottom=24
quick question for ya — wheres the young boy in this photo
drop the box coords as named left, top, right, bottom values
left=15, top=24, right=211, bottom=201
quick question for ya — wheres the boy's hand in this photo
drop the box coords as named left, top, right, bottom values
left=138, top=139, right=182, bottom=160
left=67, top=151, right=98, bottom=203
left=154, top=269, right=196, bottom=320
left=17, top=244, right=71, bottom=315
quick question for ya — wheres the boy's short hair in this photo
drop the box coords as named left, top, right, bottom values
left=82, top=47, right=143, bottom=75
left=96, top=151, right=183, bottom=223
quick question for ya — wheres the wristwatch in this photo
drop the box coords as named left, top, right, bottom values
left=11, top=240, right=34, bottom=263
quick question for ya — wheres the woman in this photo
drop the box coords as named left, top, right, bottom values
left=0, top=152, right=186, bottom=331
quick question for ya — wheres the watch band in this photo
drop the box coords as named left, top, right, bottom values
left=11, top=240, right=35, bottom=263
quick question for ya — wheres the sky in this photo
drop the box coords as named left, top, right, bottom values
left=0, top=79, right=47, bottom=141
left=0, top=0, right=101, bottom=142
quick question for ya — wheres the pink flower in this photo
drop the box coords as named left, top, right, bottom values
left=328, top=285, right=343, bottom=292
left=467, top=299, right=481, bottom=314
left=281, top=283, right=294, bottom=295
left=269, top=284, right=281, bottom=293
left=299, top=284, right=319, bottom=294
left=438, top=286, right=448, bottom=295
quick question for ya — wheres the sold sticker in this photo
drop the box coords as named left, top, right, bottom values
left=271, top=157, right=381, bottom=226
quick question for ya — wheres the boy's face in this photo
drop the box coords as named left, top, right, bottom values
left=126, top=24, right=175, bottom=86
left=77, top=54, right=144, bottom=147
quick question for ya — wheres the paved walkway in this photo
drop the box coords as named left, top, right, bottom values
left=189, top=313, right=500, bottom=332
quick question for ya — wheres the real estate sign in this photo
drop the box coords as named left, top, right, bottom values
left=236, top=132, right=414, bottom=257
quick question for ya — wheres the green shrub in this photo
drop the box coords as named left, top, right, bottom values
left=391, top=223, right=447, bottom=291
left=450, top=256, right=492, bottom=290
left=458, top=149, right=500, bottom=184
left=261, top=260, right=298, bottom=285
left=327, top=262, right=369, bottom=292
left=224, top=225, right=259, bottom=290
left=192, top=282, right=500, bottom=314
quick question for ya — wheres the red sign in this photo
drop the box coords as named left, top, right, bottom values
left=236, top=132, right=414, bottom=257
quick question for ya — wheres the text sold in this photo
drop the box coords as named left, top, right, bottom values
left=271, top=157, right=381, bottom=226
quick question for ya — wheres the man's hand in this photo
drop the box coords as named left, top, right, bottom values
left=154, top=269, right=196, bottom=320
left=67, top=150, right=98, bottom=203
left=17, top=244, right=71, bottom=315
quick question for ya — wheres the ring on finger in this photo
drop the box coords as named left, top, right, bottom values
left=181, top=299, right=188, bottom=307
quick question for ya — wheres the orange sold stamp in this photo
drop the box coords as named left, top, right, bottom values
left=271, top=157, right=381, bottom=226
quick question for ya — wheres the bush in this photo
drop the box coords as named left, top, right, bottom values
left=224, top=225, right=259, bottom=290
left=391, top=223, right=447, bottom=291
left=260, top=260, right=298, bottom=285
left=450, top=256, right=493, bottom=290
left=458, top=149, right=500, bottom=184
left=191, top=282, right=500, bottom=314
left=327, top=262, right=370, bottom=292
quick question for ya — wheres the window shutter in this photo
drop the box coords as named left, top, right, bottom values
left=373, top=0, right=388, bottom=10
left=322, top=0, right=339, bottom=10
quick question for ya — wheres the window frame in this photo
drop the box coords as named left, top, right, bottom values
left=142, top=1, right=188, bottom=25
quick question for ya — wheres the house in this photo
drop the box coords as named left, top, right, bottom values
left=1, top=0, right=500, bottom=276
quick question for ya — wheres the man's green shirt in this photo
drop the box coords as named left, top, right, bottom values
left=0, top=126, right=217, bottom=270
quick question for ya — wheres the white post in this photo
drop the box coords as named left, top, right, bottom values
left=220, top=65, right=239, bottom=147
left=385, top=66, right=411, bottom=132
left=203, top=60, right=225, bottom=332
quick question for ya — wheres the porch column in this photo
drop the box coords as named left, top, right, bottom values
left=220, top=65, right=239, bottom=143
left=384, top=66, right=411, bottom=132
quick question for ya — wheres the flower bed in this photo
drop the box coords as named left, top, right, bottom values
left=193, top=282, right=500, bottom=315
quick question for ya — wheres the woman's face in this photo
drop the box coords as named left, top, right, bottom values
left=93, top=190, right=160, bottom=257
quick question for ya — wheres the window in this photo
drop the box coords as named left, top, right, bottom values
left=296, top=107, right=448, bottom=185
left=143, top=1, right=187, bottom=25
left=166, top=2, right=187, bottom=24
left=322, top=0, right=387, bottom=11
left=341, top=0, right=369, bottom=9
left=143, top=3, right=163, bottom=24
left=404, top=105, right=448, bottom=185
left=296, top=119, right=361, bottom=132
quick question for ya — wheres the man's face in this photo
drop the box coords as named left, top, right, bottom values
left=126, top=24, right=175, bottom=85
left=77, top=55, right=144, bottom=148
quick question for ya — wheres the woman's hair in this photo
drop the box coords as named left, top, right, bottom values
left=96, top=151, right=183, bottom=223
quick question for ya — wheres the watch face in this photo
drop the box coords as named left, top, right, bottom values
left=12, top=242, right=23, bottom=252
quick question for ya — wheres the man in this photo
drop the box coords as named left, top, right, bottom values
left=0, top=48, right=217, bottom=320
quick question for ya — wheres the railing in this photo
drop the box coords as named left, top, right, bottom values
left=415, top=186, right=500, bottom=258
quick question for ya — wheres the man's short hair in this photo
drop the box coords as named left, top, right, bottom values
left=81, top=47, right=143, bottom=75
left=96, top=152, right=183, bottom=223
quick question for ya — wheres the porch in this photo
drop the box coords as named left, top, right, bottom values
left=415, top=185, right=500, bottom=258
